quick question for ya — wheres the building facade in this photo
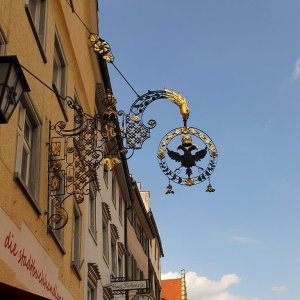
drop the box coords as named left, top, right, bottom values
left=0, top=1, right=163, bottom=300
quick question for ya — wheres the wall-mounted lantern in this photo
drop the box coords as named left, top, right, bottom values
left=0, top=55, right=30, bottom=123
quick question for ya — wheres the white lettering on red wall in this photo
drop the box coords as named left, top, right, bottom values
left=0, top=208, right=74, bottom=300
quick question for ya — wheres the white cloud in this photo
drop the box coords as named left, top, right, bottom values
left=228, top=235, right=263, bottom=246
left=161, top=271, right=181, bottom=279
left=271, top=286, right=288, bottom=293
left=253, top=298, right=262, bottom=300
left=292, top=58, right=300, bottom=80
left=162, top=271, right=244, bottom=300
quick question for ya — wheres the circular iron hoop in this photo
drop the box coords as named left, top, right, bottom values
left=157, top=127, right=218, bottom=186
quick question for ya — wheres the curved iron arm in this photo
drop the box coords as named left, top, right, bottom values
left=124, top=89, right=190, bottom=150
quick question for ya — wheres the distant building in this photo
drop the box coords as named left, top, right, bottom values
left=161, top=270, right=187, bottom=300
left=126, top=181, right=164, bottom=300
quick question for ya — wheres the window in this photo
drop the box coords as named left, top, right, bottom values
left=87, top=263, right=100, bottom=299
left=52, top=32, right=67, bottom=118
left=15, top=94, right=41, bottom=210
left=87, top=284, right=95, bottom=300
left=102, top=218, right=109, bottom=263
left=118, top=195, right=123, bottom=224
left=89, top=186, right=96, bottom=238
left=103, top=164, right=108, bottom=185
left=112, top=175, right=116, bottom=207
left=127, top=252, right=132, bottom=280
left=71, top=202, right=82, bottom=278
left=0, top=26, right=7, bottom=56
left=127, top=207, right=133, bottom=225
left=25, top=0, right=47, bottom=62
left=111, top=238, right=117, bottom=276
left=118, top=254, right=123, bottom=277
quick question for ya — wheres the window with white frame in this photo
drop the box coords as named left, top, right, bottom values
left=27, top=0, right=47, bottom=44
left=25, top=0, right=47, bottom=62
left=102, top=218, right=109, bottom=262
left=15, top=94, right=41, bottom=206
left=118, top=195, right=123, bottom=224
left=89, top=186, right=96, bottom=238
left=71, top=201, right=82, bottom=276
left=112, top=175, right=116, bottom=207
left=52, top=32, right=67, bottom=100
left=0, top=26, right=7, bottom=56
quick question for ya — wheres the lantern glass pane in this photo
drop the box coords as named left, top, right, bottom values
left=7, top=64, right=18, bottom=89
left=0, top=66, right=18, bottom=120
left=0, top=62, right=9, bottom=97
left=14, top=76, right=24, bottom=103
left=0, top=88, right=9, bottom=117
left=0, top=62, right=9, bottom=85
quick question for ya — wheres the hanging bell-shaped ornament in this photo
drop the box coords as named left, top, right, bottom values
left=166, top=181, right=175, bottom=194
left=206, top=178, right=215, bottom=192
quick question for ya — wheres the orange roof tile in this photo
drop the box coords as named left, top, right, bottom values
left=161, top=278, right=181, bottom=300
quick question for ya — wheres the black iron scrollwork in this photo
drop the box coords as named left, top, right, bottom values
left=48, top=93, right=120, bottom=230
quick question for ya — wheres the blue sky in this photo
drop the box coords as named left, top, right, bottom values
left=99, top=1, right=300, bottom=299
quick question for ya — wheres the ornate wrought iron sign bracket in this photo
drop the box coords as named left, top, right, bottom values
left=47, top=35, right=219, bottom=230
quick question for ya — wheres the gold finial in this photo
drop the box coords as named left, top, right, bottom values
left=185, top=178, right=194, bottom=186
left=181, top=134, right=192, bottom=146
left=103, top=90, right=117, bottom=109
left=102, top=90, right=118, bottom=122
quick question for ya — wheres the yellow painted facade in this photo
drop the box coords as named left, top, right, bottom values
left=0, top=1, right=103, bottom=299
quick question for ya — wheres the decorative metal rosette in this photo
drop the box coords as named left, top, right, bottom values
left=157, top=126, right=218, bottom=187
left=89, top=33, right=114, bottom=63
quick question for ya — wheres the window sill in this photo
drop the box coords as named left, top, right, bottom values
left=52, top=84, right=68, bottom=122
left=14, top=172, right=41, bottom=216
left=48, top=229, right=66, bottom=255
left=25, top=5, right=47, bottom=63
left=71, top=261, right=82, bottom=281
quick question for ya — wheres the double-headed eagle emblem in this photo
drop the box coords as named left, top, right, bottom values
left=167, top=134, right=207, bottom=177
